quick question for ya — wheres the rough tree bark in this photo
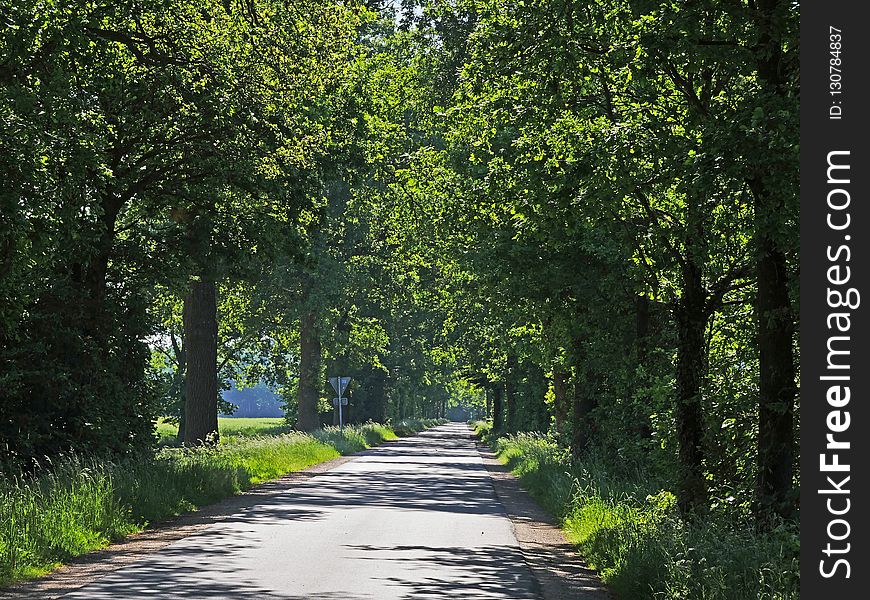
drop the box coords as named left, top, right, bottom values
left=570, top=340, right=598, bottom=459
left=505, top=353, right=518, bottom=433
left=552, top=369, right=569, bottom=433
left=750, top=0, right=798, bottom=523
left=634, top=295, right=653, bottom=440
left=752, top=208, right=796, bottom=521
left=183, top=276, right=219, bottom=445
left=674, top=261, right=709, bottom=515
left=297, top=311, right=321, bottom=431
left=491, top=384, right=503, bottom=432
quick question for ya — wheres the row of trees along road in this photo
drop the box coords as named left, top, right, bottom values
left=2, top=0, right=798, bottom=527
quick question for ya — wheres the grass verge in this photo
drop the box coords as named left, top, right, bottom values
left=0, top=419, right=442, bottom=587
left=155, top=417, right=291, bottom=445
left=471, top=422, right=799, bottom=600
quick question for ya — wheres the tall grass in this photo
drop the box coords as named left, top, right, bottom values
left=0, top=419, right=440, bottom=586
left=0, top=457, right=136, bottom=582
left=478, top=427, right=799, bottom=600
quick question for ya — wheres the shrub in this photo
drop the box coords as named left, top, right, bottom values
left=491, top=432, right=799, bottom=600
left=471, top=420, right=494, bottom=444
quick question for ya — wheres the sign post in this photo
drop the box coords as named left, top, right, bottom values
left=328, top=376, right=351, bottom=431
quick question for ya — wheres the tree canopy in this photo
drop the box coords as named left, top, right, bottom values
left=2, top=0, right=798, bottom=525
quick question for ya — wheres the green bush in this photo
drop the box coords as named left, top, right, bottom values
left=471, top=420, right=494, bottom=444
left=492, top=433, right=799, bottom=600
left=357, top=422, right=399, bottom=446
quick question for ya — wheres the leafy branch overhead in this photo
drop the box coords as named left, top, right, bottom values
left=2, top=0, right=797, bottom=558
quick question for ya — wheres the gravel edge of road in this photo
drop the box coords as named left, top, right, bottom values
left=5, top=426, right=613, bottom=600
left=0, top=452, right=364, bottom=600
left=472, top=430, right=612, bottom=600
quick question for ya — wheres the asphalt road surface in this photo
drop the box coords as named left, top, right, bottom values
left=63, top=423, right=545, bottom=599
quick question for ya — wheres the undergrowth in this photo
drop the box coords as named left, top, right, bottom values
left=471, top=423, right=799, bottom=600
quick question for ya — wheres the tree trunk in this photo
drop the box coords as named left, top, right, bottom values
left=553, top=370, right=569, bottom=434
left=177, top=410, right=187, bottom=442
left=634, top=295, right=653, bottom=440
left=570, top=341, right=598, bottom=458
left=670, top=186, right=712, bottom=516
left=636, top=295, right=650, bottom=360
left=491, top=384, right=503, bottom=432
left=527, top=361, right=548, bottom=432
left=505, top=353, right=518, bottom=432
left=60, top=193, right=125, bottom=448
left=74, top=193, right=124, bottom=340
left=753, top=220, right=796, bottom=521
left=366, top=367, right=387, bottom=423
left=183, top=276, right=219, bottom=445
left=750, top=0, right=798, bottom=525
left=674, top=281, right=709, bottom=515
left=297, top=311, right=321, bottom=431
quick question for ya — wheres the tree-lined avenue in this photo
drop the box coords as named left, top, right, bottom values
left=62, top=424, right=562, bottom=600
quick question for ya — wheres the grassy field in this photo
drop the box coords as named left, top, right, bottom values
left=155, top=417, right=291, bottom=444
left=1, top=418, right=443, bottom=587
left=472, top=422, right=799, bottom=600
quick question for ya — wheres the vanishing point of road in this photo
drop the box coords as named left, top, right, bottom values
left=58, top=423, right=603, bottom=599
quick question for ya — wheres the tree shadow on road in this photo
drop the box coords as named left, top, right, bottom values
left=284, top=468, right=504, bottom=516
left=345, top=543, right=541, bottom=600
left=59, top=532, right=372, bottom=600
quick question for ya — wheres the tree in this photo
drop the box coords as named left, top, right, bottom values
left=1, top=0, right=366, bottom=453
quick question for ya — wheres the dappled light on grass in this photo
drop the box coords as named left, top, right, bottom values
left=490, top=432, right=799, bottom=600
left=155, top=417, right=292, bottom=446
left=0, top=420, right=442, bottom=586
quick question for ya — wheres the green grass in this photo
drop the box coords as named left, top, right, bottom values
left=391, top=418, right=447, bottom=437
left=475, top=426, right=799, bottom=600
left=1, top=419, right=441, bottom=587
left=155, top=417, right=445, bottom=446
left=155, top=417, right=290, bottom=445
left=470, top=420, right=495, bottom=444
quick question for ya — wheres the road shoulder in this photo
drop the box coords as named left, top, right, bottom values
left=474, top=434, right=611, bottom=600
left=0, top=453, right=359, bottom=600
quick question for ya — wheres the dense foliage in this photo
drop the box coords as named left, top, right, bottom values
left=475, top=424, right=798, bottom=598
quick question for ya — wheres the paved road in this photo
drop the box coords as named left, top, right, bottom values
left=63, top=423, right=542, bottom=599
